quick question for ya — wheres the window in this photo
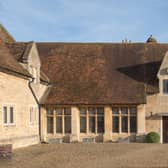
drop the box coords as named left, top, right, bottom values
left=46, top=107, right=71, bottom=134
left=3, top=106, right=14, bottom=125
left=112, top=107, right=137, bottom=133
left=3, top=106, right=7, bottom=125
left=130, top=107, right=137, bottom=133
left=56, top=108, right=62, bottom=133
left=121, top=108, right=128, bottom=133
left=55, top=107, right=71, bottom=134
left=30, top=107, right=38, bottom=124
left=29, top=66, right=39, bottom=84
left=10, top=107, right=14, bottom=124
left=56, top=116, right=62, bottom=133
left=163, top=79, right=168, bottom=94
left=47, top=109, right=54, bottom=133
left=88, top=108, right=96, bottom=133
left=64, top=108, right=71, bottom=133
left=112, top=108, right=119, bottom=133
left=80, top=108, right=87, bottom=133
left=47, top=117, right=54, bottom=133
left=97, top=108, right=104, bottom=133
left=80, top=107, right=104, bottom=134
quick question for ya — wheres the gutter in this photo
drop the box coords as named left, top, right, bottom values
left=0, top=67, right=31, bottom=80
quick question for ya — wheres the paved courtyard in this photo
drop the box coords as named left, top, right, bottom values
left=0, top=143, right=168, bottom=168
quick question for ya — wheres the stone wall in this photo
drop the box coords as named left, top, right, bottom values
left=145, top=93, right=168, bottom=143
left=0, top=72, right=39, bottom=148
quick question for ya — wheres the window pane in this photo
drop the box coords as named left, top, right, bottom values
left=163, top=80, right=168, bottom=94
left=47, top=117, right=53, bottom=133
left=10, top=107, right=14, bottom=124
left=88, top=107, right=96, bottom=115
left=130, top=116, right=137, bottom=133
left=80, top=108, right=87, bottom=115
left=121, top=107, right=128, bottom=115
left=113, top=116, right=119, bottom=133
left=64, top=108, right=71, bottom=115
left=89, top=116, right=95, bottom=133
left=56, top=117, right=62, bottom=133
left=122, top=116, right=128, bottom=132
left=97, top=107, right=104, bottom=115
left=3, top=106, right=7, bottom=124
left=112, top=107, right=119, bottom=115
left=47, top=109, right=53, bottom=115
left=56, top=108, right=62, bottom=115
left=97, top=116, right=104, bottom=133
left=80, top=117, right=86, bottom=133
left=130, top=107, right=137, bottom=115
left=65, top=116, right=71, bottom=133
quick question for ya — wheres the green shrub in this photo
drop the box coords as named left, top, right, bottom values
left=145, top=132, right=160, bottom=143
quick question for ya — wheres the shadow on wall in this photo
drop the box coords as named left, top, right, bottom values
left=146, top=114, right=161, bottom=120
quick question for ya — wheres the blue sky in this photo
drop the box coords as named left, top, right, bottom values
left=0, top=0, right=168, bottom=42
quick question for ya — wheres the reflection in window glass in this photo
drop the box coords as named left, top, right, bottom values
left=80, top=117, right=86, bottom=133
left=113, top=116, right=119, bottom=133
left=163, top=79, right=168, bottom=94
left=47, top=117, right=53, bottom=133
left=65, top=116, right=71, bottom=133
left=3, top=106, right=7, bottom=124
left=56, top=117, right=62, bottom=133
left=89, top=117, right=95, bottom=133
left=122, top=116, right=128, bottom=132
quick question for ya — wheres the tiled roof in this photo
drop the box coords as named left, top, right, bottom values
left=35, top=42, right=168, bottom=105
left=6, top=42, right=27, bottom=61
left=6, top=42, right=49, bottom=83
left=5, top=40, right=168, bottom=105
left=0, top=41, right=31, bottom=78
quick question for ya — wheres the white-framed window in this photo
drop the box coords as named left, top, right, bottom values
left=3, top=105, right=15, bottom=126
left=30, top=106, right=38, bottom=125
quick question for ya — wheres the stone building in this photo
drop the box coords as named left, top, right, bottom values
left=1, top=25, right=168, bottom=148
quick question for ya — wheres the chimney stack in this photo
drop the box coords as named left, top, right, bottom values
left=122, top=38, right=131, bottom=44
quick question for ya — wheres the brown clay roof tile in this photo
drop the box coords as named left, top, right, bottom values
left=35, top=42, right=168, bottom=105
left=0, top=41, right=31, bottom=78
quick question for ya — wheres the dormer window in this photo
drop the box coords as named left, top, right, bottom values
left=29, top=65, right=39, bottom=84
left=163, top=79, right=168, bottom=94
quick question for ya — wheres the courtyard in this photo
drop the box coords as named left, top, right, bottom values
left=0, top=143, right=168, bottom=168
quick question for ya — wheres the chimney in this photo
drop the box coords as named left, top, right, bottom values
left=122, top=38, right=131, bottom=44
left=125, top=38, right=128, bottom=43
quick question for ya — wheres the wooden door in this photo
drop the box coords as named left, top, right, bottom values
left=163, top=116, right=168, bottom=143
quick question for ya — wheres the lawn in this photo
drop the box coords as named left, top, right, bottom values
left=0, top=143, right=168, bottom=168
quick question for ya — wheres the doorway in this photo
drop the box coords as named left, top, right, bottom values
left=163, top=116, right=168, bottom=143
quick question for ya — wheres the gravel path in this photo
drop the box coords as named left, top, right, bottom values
left=0, top=143, right=167, bottom=168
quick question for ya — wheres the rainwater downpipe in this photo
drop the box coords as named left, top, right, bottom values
left=28, top=77, right=42, bottom=142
